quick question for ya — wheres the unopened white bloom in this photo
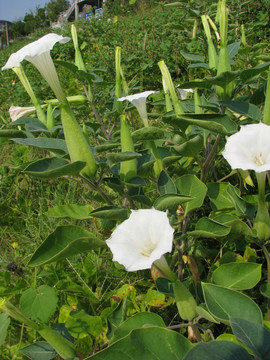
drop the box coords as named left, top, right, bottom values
left=222, top=123, right=270, bottom=173
left=106, top=208, right=174, bottom=271
left=177, top=88, right=194, bottom=100
left=9, top=105, right=37, bottom=121
left=2, top=34, right=70, bottom=103
left=118, top=91, right=157, bottom=126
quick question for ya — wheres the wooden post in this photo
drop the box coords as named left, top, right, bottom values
left=75, top=0, right=79, bottom=20
left=5, top=22, right=9, bottom=47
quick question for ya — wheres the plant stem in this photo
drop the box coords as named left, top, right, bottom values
left=201, top=133, right=221, bottom=182
left=263, top=245, right=270, bottom=321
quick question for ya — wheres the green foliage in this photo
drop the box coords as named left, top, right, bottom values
left=1, top=0, right=270, bottom=358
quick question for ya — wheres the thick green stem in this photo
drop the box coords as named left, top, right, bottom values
left=254, top=172, right=270, bottom=241
left=263, top=245, right=270, bottom=321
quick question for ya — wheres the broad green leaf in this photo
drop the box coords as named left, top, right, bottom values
left=205, top=71, right=241, bottom=88
left=212, top=263, right=261, bottom=290
left=240, top=62, right=270, bottom=82
left=173, top=135, right=203, bottom=157
left=230, top=317, right=270, bottom=359
left=65, top=310, right=103, bottom=339
left=132, top=127, right=165, bottom=141
left=163, top=113, right=237, bottom=135
left=158, top=170, right=177, bottom=195
left=28, top=225, right=105, bottom=266
left=178, top=80, right=212, bottom=90
left=106, top=151, right=141, bottom=165
left=89, top=206, right=128, bottom=220
left=226, top=185, right=247, bottom=215
left=95, top=143, right=120, bottom=153
left=0, top=313, right=10, bottom=346
left=176, top=175, right=207, bottom=214
left=182, top=340, right=251, bottom=360
left=11, top=137, right=68, bottom=154
left=154, top=194, right=192, bottom=211
left=207, top=182, right=235, bottom=211
left=45, top=204, right=93, bottom=219
left=196, top=304, right=219, bottom=323
left=111, top=312, right=165, bottom=343
left=260, top=283, right=270, bottom=298
left=162, top=155, right=181, bottom=167
left=188, top=218, right=231, bottom=238
left=20, top=285, right=58, bottom=323
left=212, top=215, right=253, bottom=237
left=23, top=158, right=86, bottom=179
left=221, top=101, right=262, bottom=121
left=181, top=51, right=205, bottom=63
left=107, top=298, right=127, bottom=339
left=155, top=278, right=174, bottom=297
left=19, top=342, right=57, bottom=360
left=227, top=42, right=241, bottom=58
left=188, top=63, right=210, bottom=70
left=88, top=326, right=193, bottom=360
left=0, top=129, right=27, bottom=138
left=202, top=283, right=263, bottom=325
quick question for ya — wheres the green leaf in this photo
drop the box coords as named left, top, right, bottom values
left=28, top=225, right=105, bottom=267
left=176, top=175, right=207, bottom=214
left=0, top=313, right=10, bottom=346
left=212, top=263, right=261, bottom=290
left=181, top=51, right=205, bottom=63
left=88, top=327, right=193, bottom=360
left=173, top=135, right=203, bottom=157
left=221, top=101, right=262, bottom=121
left=207, top=182, right=235, bottom=211
left=0, top=129, right=27, bottom=138
left=179, top=80, right=212, bottom=90
left=131, top=127, right=165, bottom=141
left=11, top=138, right=68, bottom=155
left=226, top=185, right=247, bottom=215
left=20, top=285, right=58, bottom=323
left=23, top=158, right=86, bottom=179
left=45, top=204, right=93, bottom=219
left=182, top=340, right=251, bottom=360
left=202, top=283, right=263, bottom=325
left=106, top=151, right=141, bottom=165
left=154, top=194, right=192, bottom=212
left=155, top=278, right=174, bottom=297
left=240, top=62, right=270, bottom=82
left=65, top=310, right=103, bottom=339
left=205, top=71, right=241, bottom=89
left=260, top=283, right=270, bottom=298
left=163, top=113, right=237, bottom=135
left=107, top=298, right=127, bottom=339
left=227, top=42, right=241, bottom=58
left=158, top=170, right=177, bottom=195
left=89, top=206, right=129, bottom=220
left=19, top=342, right=57, bottom=360
left=188, top=218, right=231, bottom=238
left=196, top=304, right=219, bottom=323
left=95, top=143, right=120, bottom=153
left=111, top=312, right=165, bottom=344
left=230, top=318, right=270, bottom=359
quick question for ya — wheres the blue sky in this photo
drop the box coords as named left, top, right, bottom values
left=0, top=0, right=71, bottom=22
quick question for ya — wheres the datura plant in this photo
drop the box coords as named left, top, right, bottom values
left=2, top=1, right=270, bottom=359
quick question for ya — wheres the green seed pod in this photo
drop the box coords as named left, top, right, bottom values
left=39, top=326, right=76, bottom=359
left=172, top=279, right=197, bottom=321
left=120, top=115, right=137, bottom=182
left=60, top=103, right=97, bottom=178
left=46, top=103, right=55, bottom=130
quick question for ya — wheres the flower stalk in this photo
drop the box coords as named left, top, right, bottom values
left=12, top=65, right=47, bottom=125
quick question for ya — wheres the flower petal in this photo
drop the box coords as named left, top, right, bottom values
left=106, top=208, right=174, bottom=271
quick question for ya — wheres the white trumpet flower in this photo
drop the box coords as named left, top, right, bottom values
left=222, top=123, right=270, bottom=173
left=106, top=208, right=174, bottom=272
left=118, top=91, right=157, bottom=127
left=2, top=33, right=70, bottom=103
